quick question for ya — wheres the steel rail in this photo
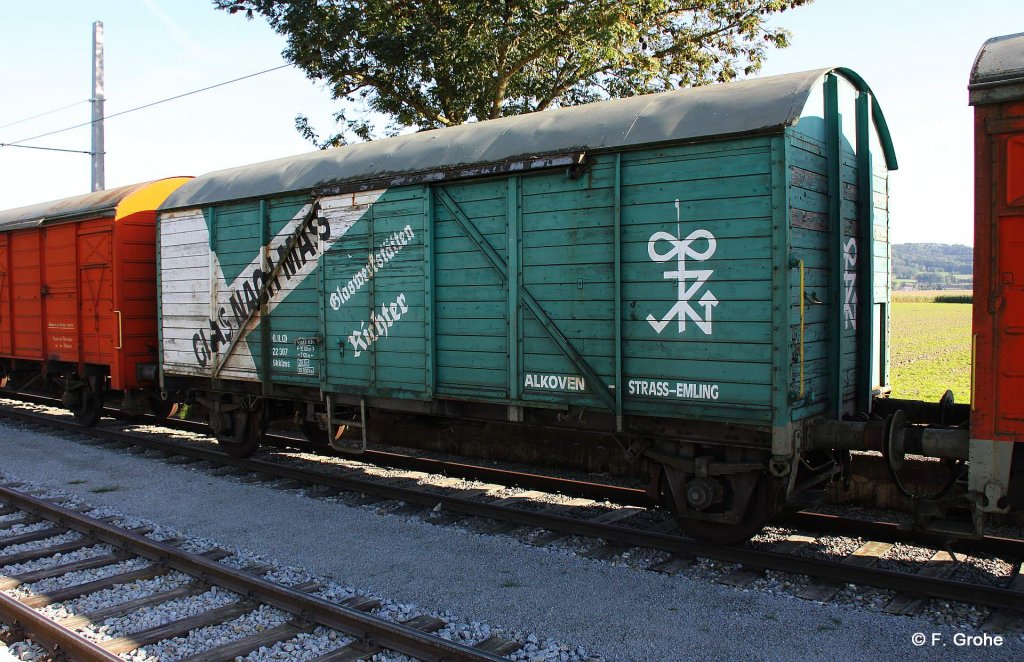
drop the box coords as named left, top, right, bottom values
left=2, top=399, right=1024, bottom=610
left=0, top=589, right=122, bottom=661
left=777, top=511, right=1024, bottom=558
left=0, top=486, right=504, bottom=662
left=3, top=398, right=1022, bottom=558
left=2, top=402, right=1023, bottom=611
left=292, top=444, right=652, bottom=507
left=0, top=391, right=651, bottom=505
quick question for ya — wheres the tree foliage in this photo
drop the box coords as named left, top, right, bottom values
left=216, top=0, right=812, bottom=146
left=892, top=243, right=974, bottom=286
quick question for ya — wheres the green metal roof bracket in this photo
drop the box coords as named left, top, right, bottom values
left=506, top=177, right=522, bottom=403
left=824, top=74, right=843, bottom=419
left=613, top=154, right=624, bottom=432
left=835, top=67, right=899, bottom=171
left=855, top=92, right=876, bottom=414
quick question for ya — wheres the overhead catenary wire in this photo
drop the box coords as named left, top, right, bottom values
left=0, top=63, right=290, bottom=150
left=0, top=100, right=89, bottom=130
left=0, top=144, right=92, bottom=155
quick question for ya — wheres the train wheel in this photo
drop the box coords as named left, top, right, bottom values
left=62, top=379, right=103, bottom=428
left=70, top=390, right=103, bottom=428
left=211, top=401, right=266, bottom=458
left=668, top=472, right=775, bottom=546
left=147, top=393, right=179, bottom=422
left=299, top=421, right=331, bottom=447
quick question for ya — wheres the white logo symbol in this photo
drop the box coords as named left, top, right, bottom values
left=646, top=200, right=718, bottom=335
left=843, top=237, right=857, bottom=330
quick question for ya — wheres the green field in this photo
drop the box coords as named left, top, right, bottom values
left=889, top=302, right=972, bottom=403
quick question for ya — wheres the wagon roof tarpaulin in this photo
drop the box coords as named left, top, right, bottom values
left=970, top=32, right=1024, bottom=105
left=0, top=182, right=153, bottom=231
left=162, top=67, right=896, bottom=210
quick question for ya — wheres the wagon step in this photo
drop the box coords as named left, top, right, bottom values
left=321, top=394, right=368, bottom=454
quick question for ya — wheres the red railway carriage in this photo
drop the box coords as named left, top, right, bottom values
left=0, top=178, right=190, bottom=424
left=969, top=33, right=1024, bottom=514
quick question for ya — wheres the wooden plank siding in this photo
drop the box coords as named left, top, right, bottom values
left=788, top=113, right=891, bottom=421
left=325, top=186, right=428, bottom=397
left=158, top=122, right=890, bottom=429
left=619, top=142, right=775, bottom=421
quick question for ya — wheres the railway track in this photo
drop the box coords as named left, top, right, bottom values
left=0, top=483, right=520, bottom=661
left=1, top=396, right=1023, bottom=631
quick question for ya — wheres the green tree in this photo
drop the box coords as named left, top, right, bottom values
left=216, top=0, right=812, bottom=146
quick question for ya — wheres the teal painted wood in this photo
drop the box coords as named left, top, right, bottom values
left=786, top=86, right=892, bottom=422
left=788, top=134, right=829, bottom=417
left=436, top=182, right=616, bottom=412
left=170, top=85, right=894, bottom=434
left=621, top=197, right=773, bottom=224
left=259, top=199, right=271, bottom=395
left=263, top=197, right=323, bottom=386
left=855, top=92, right=875, bottom=410
left=322, top=188, right=429, bottom=397
left=770, top=135, right=791, bottom=427
left=206, top=207, right=216, bottom=251
left=613, top=153, right=624, bottom=429
left=613, top=137, right=777, bottom=421
left=824, top=74, right=843, bottom=418
left=507, top=176, right=521, bottom=402
left=432, top=182, right=509, bottom=398
left=424, top=186, right=434, bottom=396
left=621, top=137, right=774, bottom=163
left=368, top=199, right=377, bottom=387
left=318, top=217, right=329, bottom=394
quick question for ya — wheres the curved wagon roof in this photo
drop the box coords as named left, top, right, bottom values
left=970, top=32, right=1024, bottom=105
left=0, top=183, right=151, bottom=232
left=163, top=67, right=897, bottom=210
left=0, top=178, right=191, bottom=232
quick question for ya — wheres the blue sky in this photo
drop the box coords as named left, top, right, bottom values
left=1, top=0, right=1021, bottom=245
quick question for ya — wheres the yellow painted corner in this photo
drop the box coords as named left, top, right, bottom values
left=115, top=176, right=192, bottom=220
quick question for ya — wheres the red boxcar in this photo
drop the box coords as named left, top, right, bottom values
left=0, top=178, right=190, bottom=424
left=969, top=33, right=1024, bottom=512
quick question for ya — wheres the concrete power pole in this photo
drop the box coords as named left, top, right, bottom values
left=91, top=21, right=105, bottom=192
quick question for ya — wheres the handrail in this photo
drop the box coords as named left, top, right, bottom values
left=799, top=259, right=805, bottom=397
left=114, top=310, right=123, bottom=350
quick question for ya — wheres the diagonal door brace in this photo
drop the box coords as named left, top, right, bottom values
left=434, top=188, right=616, bottom=414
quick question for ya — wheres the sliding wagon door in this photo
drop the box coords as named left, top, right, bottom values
left=77, top=222, right=115, bottom=366
left=323, top=188, right=428, bottom=398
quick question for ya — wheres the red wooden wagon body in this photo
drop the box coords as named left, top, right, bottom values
left=0, top=178, right=189, bottom=422
left=968, top=33, right=1023, bottom=515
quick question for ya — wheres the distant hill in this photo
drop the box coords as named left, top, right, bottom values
left=892, top=243, right=973, bottom=288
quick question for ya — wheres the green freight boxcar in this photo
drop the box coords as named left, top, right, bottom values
left=157, top=67, right=897, bottom=543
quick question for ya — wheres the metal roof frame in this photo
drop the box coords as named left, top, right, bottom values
left=970, top=32, right=1024, bottom=105
left=0, top=183, right=149, bottom=232
left=162, top=67, right=898, bottom=210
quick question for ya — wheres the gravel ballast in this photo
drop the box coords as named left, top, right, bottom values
left=0, top=420, right=1021, bottom=660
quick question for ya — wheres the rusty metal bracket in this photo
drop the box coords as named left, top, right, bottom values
left=643, top=449, right=764, bottom=476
